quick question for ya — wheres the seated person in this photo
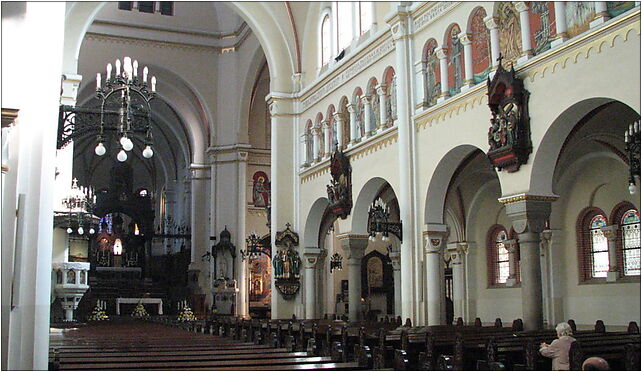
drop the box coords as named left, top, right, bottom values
left=582, top=357, right=609, bottom=371
left=539, top=322, right=576, bottom=371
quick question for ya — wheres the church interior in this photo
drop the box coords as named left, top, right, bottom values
left=1, top=1, right=640, bottom=370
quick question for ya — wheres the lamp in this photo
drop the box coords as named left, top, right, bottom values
left=58, top=57, right=156, bottom=162
left=625, top=121, right=640, bottom=194
left=330, top=252, right=343, bottom=273
left=241, top=231, right=271, bottom=261
left=60, top=178, right=97, bottom=236
left=367, top=198, right=402, bottom=242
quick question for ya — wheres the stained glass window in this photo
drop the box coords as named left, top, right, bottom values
left=99, top=214, right=113, bottom=234
left=495, top=229, right=509, bottom=284
left=159, top=2, right=173, bottom=16
left=138, top=1, right=154, bottom=13
left=621, top=209, right=640, bottom=276
left=589, top=214, right=609, bottom=278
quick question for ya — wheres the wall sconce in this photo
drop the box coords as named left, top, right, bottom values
left=330, top=252, right=343, bottom=273
left=625, top=121, right=640, bottom=194
left=367, top=198, right=402, bottom=242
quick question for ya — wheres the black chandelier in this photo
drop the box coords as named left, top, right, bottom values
left=241, top=231, right=271, bottom=261
left=58, top=56, right=156, bottom=161
left=367, top=198, right=402, bottom=242
left=625, top=121, right=640, bottom=194
left=58, top=178, right=98, bottom=236
left=330, top=252, right=343, bottom=273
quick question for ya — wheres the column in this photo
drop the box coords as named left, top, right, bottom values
left=303, top=247, right=322, bottom=319
left=189, top=165, right=210, bottom=292
left=388, top=6, right=418, bottom=323
left=236, top=152, right=249, bottom=318
left=447, top=242, right=468, bottom=321
left=322, top=120, right=331, bottom=158
left=590, top=2, right=610, bottom=28
left=424, top=225, right=448, bottom=325
left=376, top=84, right=388, bottom=131
left=503, top=239, right=519, bottom=287
left=346, top=104, right=358, bottom=145
left=540, top=229, right=563, bottom=327
left=484, top=16, right=501, bottom=70
left=436, top=47, right=449, bottom=103
left=333, top=112, right=345, bottom=150
left=301, top=133, right=310, bottom=167
left=515, top=2, right=533, bottom=63
left=361, top=96, right=373, bottom=136
left=600, top=225, right=620, bottom=282
left=338, top=234, right=367, bottom=321
left=414, top=59, right=426, bottom=109
left=388, top=249, right=402, bottom=316
left=312, top=124, right=321, bottom=163
left=458, top=32, right=474, bottom=91
left=501, top=195, right=555, bottom=331
left=551, top=2, right=568, bottom=47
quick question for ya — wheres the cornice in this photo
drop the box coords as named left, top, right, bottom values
left=1, top=108, right=19, bottom=128
left=335, top=233, right=369, bottom=240
left=414, top=83, right=486, bottom=131
left=92, top=20, right=248, bottom=40
left=85, top=32, right=222, bottom=54
left=498, top=193, right=559, bottom=205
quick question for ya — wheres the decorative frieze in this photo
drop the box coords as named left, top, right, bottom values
left=412, top=2, right=459, bottom=34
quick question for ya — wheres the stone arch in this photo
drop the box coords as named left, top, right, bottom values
left=352, top=177, right=398, bottom=235
left=529, top=98, right=640, bottom=196
left=303, top=197, right=330, bottom=248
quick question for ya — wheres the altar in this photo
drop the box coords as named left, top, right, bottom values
left=116, top=297, right=163, bottom=315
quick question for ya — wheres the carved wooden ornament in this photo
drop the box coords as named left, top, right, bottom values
left=327, top=150, right=352, bottom=219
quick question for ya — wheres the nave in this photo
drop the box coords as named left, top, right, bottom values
left=49, top=315, right=641, bottom=371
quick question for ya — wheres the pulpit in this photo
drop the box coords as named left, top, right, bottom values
left=212, top=279, right=238, bottom=315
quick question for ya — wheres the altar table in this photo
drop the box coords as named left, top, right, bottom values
left=116, top=298, right=163, bottom=315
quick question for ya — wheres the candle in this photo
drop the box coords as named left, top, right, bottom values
left=635, top=121, right=639, bottom=133
left=96, top=73, right=101, bottom=89
left=106, top=63, right=112, bottom=80
left=115, top=59, right=121, bottom=76
left=626, top=131, right=630, bottom=143
left=143, top=66, right=148, bottom=83
left=133, top=60, right=138, bottom=77
left=151, top=76, right=156, bottom=92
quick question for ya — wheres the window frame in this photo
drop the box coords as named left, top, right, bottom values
left=611, top=202, right=641, bottom=279
left=487, top=224, right=512, bottom=287
left=577, top=207, right=609, bottom=283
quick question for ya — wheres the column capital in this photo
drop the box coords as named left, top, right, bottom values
left=291, top=72, right=304, bottom=93
left=386, top=7, right=412, bottom=41
left=311, top=124, right=322, bottom=134
left=514, top=1, right=529, bottom=13
left=435, top=47, right=447, bottom=60
left=60, top=73, right=83, bottom=105
left=388, top=251, right=401, bottom=270
left=337, top=234, right=368, bottom=260
left=361, top=95, right=372, bottom=105
left=375, top=84, right=388, bottom=96
left=502, top=239, right=519, bottom=253
left=346, top=103, right=356, bottom=113
left=423, top=224, right=448, bottom=254
left=458, top=32, right=472, bottom=45
left=483, top=15, right=499, bottom=30
left=332, top=112, right=346, bottom=122
left=600, top=225, right=619, bottom=241
left=499, top=194, right=558, bottom=234
left=446, top=242, right=468, bottom=264
left=266, top=93, right=295, bottom=118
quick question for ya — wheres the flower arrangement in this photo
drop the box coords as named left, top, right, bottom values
left=131, top=302, right=149, bottom=318
left=177, top=300, right=196, bottom=322
left=88, top=300, right=109, bottom=321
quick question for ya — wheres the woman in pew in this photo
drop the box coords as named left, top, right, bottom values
left=539, top=322, right=577, bottom=370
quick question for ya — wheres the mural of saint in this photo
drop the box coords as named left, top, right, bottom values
left=471, top=7, right=491, bottom=83
left=370, top=85, right=380, bottom=130
left=498, top=2, right=522, bottom=65
left=423, top=39, right=441, bottom=107
left=530, top=2, right=555, bottom=55
left=565, top=2, right=595, bottom=39
left=607, top=2, right=635, bottom=18
left=252, top=171, right=270, bottom=207
left=447, top=24, right=464, bottom=95
left=389, top=75, right=397, bottom=122
left=367, top=256, right=383, bottom=288
left=355, top=94, right=365, bottom=138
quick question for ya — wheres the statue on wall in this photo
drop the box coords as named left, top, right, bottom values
left=326, top=150, right=353, bottom=219
left=486, top=55, right=531, bottom=172
left=252, top=171, right=270, bottom=208
left=272, top=224, right=301, bottom=300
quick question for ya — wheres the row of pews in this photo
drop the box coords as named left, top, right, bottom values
left=196, top=315, right=640, bottom=371
left=48, top=315, right=640, bottom=370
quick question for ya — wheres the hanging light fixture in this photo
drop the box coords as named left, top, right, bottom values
left=57, top=178, right=98, bottom=236
left=330, top=252, right=343, bottom=273
left=241, top=231, right=271, bottom=261
left=625, top=121, right=640, bottom=194
left=367, top=198, right=403, bottom=242
left=58, top=57, right=156, bottom=162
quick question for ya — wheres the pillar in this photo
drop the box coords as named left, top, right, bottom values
left=501, top=194, right=555, bottom=331
left=600, top=225, right=620, bottom=282
left=303, top=247, right=322, bottom=319
left=236, top=151, right=249, bottom=318
left=376, top=84, right=388, bottom=131
left=540, top=229, right=563, bottom=327
left=312, top=124, right=321, bottom=163
left=515, top=2, right=533, bottom=63
left=361, top=96, right=373, bottom=136
left=388, top=6, right=418, bottom=323
left=425, top=225, right=448, bottom=325
left=551, top=2, right=568, bottom=47
left=333, top=112, right=345, bottom=150
left=301, top=133, right=310, bottom=167
left=458, top=32, right=474, bottom=91
left=484, top=16, right=501, bottom=69
left=346, top=104, right=358, bottom=145
left=388, top=249, right=402, bottom=316
left=322, top=119, right=331, bottom=158
left=500, top=239, right=517, bottom=287
left=338, top=234, right=367, bottom=321
left=436, top=47, right=449, bottom=103
left=590, top=2, right=610, bottom=28
left=446, top=242, right=468, bottom=321
left=189, top=164, right=210, bottom=293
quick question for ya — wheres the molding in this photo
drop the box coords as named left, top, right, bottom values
left=335, top=233, right=369, bottom=240
left=85, top=32, right=222, bottom=54
left=414, top=83, right=487, bottom=130
left=92, top=20, right=249, bottom=40
left=498, top=193, right=559, bottom=205
left=2, top=108, right=19, bottom=128
left=411, top=2, right=460, bottom=35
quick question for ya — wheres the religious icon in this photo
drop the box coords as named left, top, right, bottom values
left=252, top=171, right=270, bottom=207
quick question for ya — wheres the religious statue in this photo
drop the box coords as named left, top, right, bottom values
left=449, top=27, right=464, bottom=93
left=273, top=224, right=301, bottom=300
left=326, top=150, right=352, bottom=219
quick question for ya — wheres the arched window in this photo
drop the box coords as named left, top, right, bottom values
left=335, top=2, right=353, bottom=51
left=620, top=209, right=640, bottom=276
left=321, top=14, right=331, bottom=66
left=358, top=2, right=373, bottom=35
left=577, top=208, right=609, bottom=281
left=487, top=225, right=509, bottom=286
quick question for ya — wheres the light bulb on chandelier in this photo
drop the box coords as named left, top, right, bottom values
left=117, top=149, right=128, bottom=162
left=630, top=182, right=637, bottom=195
left=89, top=227, right=96, bottom=235
left=95, top=142, right=106, bottom=156
left=66, top=227, right=73, bottom=234
left=120, top=136, right=134, bottom=151
left=142, top=145, right=154, bottom=159
left=77, top=226, right=84, bottom=235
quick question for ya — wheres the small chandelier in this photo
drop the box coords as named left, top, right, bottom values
left=625, top=121, right=640, bottom=194
left=241, top=231, right=271, bottom=261
left=61, top=178, right=97, bottom=235
left=94, top=56, right=156, bottom=162
left=330, top=252, right=343, bottom=273
left=367, top=198, right=402, bottom=242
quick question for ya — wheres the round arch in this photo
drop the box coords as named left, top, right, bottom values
left=352, top=177, right=397, bottom=235
left=303, top=197, right=330, bottom=248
